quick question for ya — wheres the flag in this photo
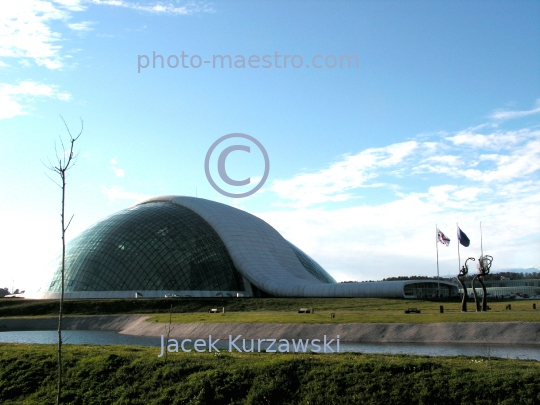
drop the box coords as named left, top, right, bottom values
left=437, top=229, right=450, bottom=246
left=457, top=226, right=470, bottom=247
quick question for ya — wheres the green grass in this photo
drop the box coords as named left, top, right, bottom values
left=149, top=310, right=540, bottom=324
left=0, top=343, right=538, bottom=404
left=1, top=297, right=539, bottom=323
left=147, top=298, right=539, bottom=324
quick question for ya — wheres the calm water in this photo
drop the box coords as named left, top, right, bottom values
left=0, top=330, right=157, bottom=346
left=1, top=330, right=538, bottom=361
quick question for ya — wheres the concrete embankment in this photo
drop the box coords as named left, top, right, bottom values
left=0, top=315, right=142, bottom=332
left=1, top=315, right=540, bottom=345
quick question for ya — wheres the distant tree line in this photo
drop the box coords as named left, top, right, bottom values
left=382, top=276, right=442, bottom=281
left=459, top=271, right=540, bottom=282
left=340, top=271, right=540, bottom=284
left=0, top=288, right=22, bottom=297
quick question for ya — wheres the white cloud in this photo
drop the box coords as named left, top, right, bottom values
left=110, top=167, right=125, bottom=177
left=491, top=99, right=540, bottom=121
left=271, top=141, right=418, bottom=207
left=101, top=185, right=149, bottom=202
left=423, top=155, right=462, bottom=166
left=0, top=81, right=71, bottom=119
left=88, top=0, right=214, bottom=14
left=0, top=0, right=212, bottom=69
left=0, top=0, right=72, bottom=69
left=457, top=137, right=540, bottom=183
left=108, top=158, right=124, bottom=176
left=272, top=127, right=540, bottom=209
left=427, top=185, right=458, bottom=203
left=479, top=154, right=499, bottom=161
left=53, top=0, right=87, bottom=12
left=445, top=131, right=518, bottom=149
left=111, top=167, right=125, bottom=177
left=451, top=187, right=491, bottom=201
left=68, top=21, right=94, bottom=31
left=257, top=180, right=540, bottom=281
left=258, top=112, right=540, bottom=281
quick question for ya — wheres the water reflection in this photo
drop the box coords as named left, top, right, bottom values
left=339, top=342, right=540, bottom=361
left=0, top=330, right=538, bottom=361
left=0, top=330, right=156, bottom=347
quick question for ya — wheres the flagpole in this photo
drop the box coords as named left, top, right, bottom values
left=456, top=222, right=467, bottom=305
left=436, top=224, right=440, bottom=298
left=480, top=221, right=483, bottom=258
left=457, top=222, right=461, bottom=273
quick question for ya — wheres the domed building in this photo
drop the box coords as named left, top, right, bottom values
left=37, top=196, right=458, bottom=299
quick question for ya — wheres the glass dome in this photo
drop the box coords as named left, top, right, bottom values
left=45, top=202, right=246, bottom=293
left=287, top=242, right=336, bottom=284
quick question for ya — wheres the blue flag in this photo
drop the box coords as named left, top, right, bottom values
left=457, top=226, right=470, bottom=247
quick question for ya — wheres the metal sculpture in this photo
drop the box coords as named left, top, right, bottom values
left=471, top=273, right=482, bottom=312
left=472, top=255, right=493, bottom=312
left=457, top=257, right=475, bottom=312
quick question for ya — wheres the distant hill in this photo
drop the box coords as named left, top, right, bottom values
left=494, top=267, right=540, bottom=273
left=428, top=268, right=540, bottom=282
left=376, top=268, right=539, bottom=283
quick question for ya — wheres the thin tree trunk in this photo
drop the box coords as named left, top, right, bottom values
left=165, top=305, right=173, bottom=363
left=46, top=117, right=83, bottom=405
left=56, top=173, right=66, bottom=405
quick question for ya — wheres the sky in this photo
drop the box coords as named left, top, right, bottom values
left=0, top=0, right=539, bottom=293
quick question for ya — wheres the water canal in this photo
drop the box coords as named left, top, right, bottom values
left=1, top=330, right=538, bottom=361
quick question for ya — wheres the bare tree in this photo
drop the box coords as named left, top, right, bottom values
left=45, top=117, right=83, bottom=405
left=164, top=305, right=174, bottom=363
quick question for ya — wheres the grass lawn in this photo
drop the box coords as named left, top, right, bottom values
left=149, top=298, right=540, bottom=324
left=0, top=343, right=539, bottom=404
left=1, top=297, right=539, bottom=324
left=149, top=310, right=540, bottom=324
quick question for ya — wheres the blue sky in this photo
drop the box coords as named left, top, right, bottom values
left=1, top=0, right=539, bottom=292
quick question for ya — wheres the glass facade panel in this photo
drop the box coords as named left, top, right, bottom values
left=45, top=202, right=245, bottom=292
left=287, top=242, right=336, bottom=284
left=403, top=282, right=458, bottom=298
